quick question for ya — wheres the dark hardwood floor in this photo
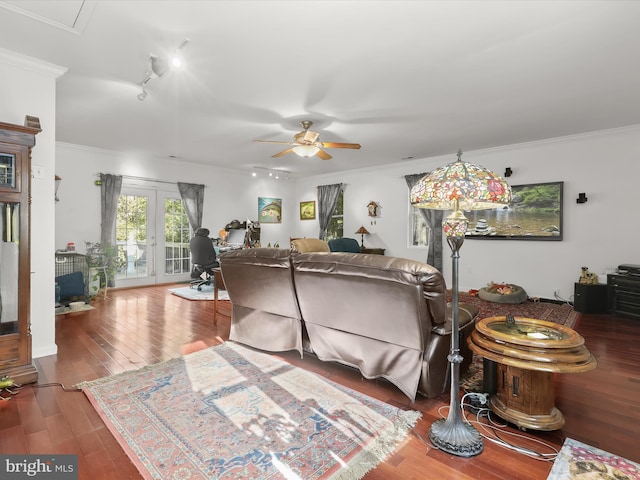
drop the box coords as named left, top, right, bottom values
left=1, top=285, right=638, bottom=479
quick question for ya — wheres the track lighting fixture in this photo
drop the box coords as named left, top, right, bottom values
left=137, top=88, right=148, bottom=101
left=137, top=38, right=191, bottom=101
left=252, top=167, right=290, bottom=180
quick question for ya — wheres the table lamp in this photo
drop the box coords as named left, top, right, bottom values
left=410, top=149, right=511, bottom=457
left=355, top=226, right=370, bottom=247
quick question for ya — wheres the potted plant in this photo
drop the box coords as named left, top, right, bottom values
left=84, top=241, right=123, bottom=298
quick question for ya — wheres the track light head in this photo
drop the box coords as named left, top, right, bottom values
left=137, top=38, right=191, bottom=100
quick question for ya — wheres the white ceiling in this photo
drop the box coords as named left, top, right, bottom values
left=1, top=0, right=639, bottom=177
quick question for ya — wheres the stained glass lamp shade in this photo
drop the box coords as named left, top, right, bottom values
left=410, top=150, right=511, bottom=457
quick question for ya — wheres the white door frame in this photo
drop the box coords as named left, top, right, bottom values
left=115, top=185, right=191, bottom=288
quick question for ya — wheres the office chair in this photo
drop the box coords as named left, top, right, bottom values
left=190, top=228, right=219, bottom=290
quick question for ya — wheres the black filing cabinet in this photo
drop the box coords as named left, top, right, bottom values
left=574, top=283, right=608, bottom=314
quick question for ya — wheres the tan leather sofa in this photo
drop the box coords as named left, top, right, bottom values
left=219, top=248, right=479, bottom=401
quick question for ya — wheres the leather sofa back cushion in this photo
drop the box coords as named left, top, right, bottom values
left=292, top=253, right=447, bottom=349
left=219, top=248, right=301, bottom=319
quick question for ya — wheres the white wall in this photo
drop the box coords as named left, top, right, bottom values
left=55, top=116, right=640, bottom=303
left=55, top=143, right=296, bottom=253
left=0, top=48, right=66, bottom=358
left=293, top=125, right=640, bottom=301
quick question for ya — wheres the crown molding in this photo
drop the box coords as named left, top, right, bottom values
left=0, top=47, right=66, bottom=77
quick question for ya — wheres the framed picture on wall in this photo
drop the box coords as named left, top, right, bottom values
left=258, top=197, right=282, bottom=223
left=299, top=200, right=316, bottom=220
left=465, top=181, right=564, bottom=240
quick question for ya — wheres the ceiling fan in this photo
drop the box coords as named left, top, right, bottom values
left=254, top=121, right=361, bottom=160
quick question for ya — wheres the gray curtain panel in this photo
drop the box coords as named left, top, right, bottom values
left=317, top=183, right=343, bottom=240
left=100, top=174, right=123, bottom=248
left=177, top=182, right=205, bottom=231
left=404, top=173, right=444, bottom=272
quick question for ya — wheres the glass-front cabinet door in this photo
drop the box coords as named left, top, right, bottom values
left=0, top=202, right=20, bottom=335
left=0, top=152, right=16, bottom=189
left=0, top=120, right=40, bottom=385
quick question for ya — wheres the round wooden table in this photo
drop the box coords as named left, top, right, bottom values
left=468, top=316, right=597, bottom=430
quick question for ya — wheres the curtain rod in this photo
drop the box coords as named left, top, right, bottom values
left=98, top=173, right=207, bottom=187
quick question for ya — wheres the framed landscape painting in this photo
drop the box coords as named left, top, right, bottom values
left=258, top=197, right=282, bottom=223
left=299, top=201, right=316, bottom=220
left=465, top=181, right=563, bottom=240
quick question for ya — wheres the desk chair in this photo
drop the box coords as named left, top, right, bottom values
left=190, top=228, right=219, bottom=290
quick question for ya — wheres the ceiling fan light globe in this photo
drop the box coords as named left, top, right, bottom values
left=293, top=145, right=320, bottom=157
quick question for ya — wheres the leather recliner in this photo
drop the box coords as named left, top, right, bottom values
left=219, top=248, right=479, bottom=401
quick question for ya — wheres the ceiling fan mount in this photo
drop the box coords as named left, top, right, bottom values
left=254, top=120, right=360, bottom=160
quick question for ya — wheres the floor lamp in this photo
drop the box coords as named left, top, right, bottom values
left=410, top=149, right=511, bottom=457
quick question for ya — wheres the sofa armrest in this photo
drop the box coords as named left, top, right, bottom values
left=431, top=302, right=479, bottom=336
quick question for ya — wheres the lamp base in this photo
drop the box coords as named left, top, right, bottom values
left=428, top=417, right=484, bottom=457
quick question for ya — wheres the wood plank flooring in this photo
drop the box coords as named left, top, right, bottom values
left=1, top=284, right=638, bottom=479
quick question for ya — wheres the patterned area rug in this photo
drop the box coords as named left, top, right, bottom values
left=77, top=342, right=420, bottom=480
left=547, top=437, right=640, bottom=479
left=459, top=293, right=580, bottom=393
left=456, top=291, right=579, bottom=329
left=169, top=285, right=230, bottom=301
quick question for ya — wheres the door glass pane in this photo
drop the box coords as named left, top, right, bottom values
left=116, top=195, right=148, bottom=280
left=0, top=154, right=16, bottom=188
left=164, top=198, right=191, bottom=276
left=0, top=202, right=19, bottom=334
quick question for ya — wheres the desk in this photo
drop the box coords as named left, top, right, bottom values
left=360, top=247, right=385, bottom=255
left=468, top=316, right=597, bottom=431
left=213, top=268, right=230, bottom=324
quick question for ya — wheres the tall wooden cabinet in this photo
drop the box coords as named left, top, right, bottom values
left=0, top=120, right=40, bottom=384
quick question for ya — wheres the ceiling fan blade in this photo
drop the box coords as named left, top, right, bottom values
left=321, top=142, right=361, bottom=149
left=254, top=139, right=293, bottom=145
left=272, top=148, right=294, bottom=158
left=316, top=149, right=332, bottom=160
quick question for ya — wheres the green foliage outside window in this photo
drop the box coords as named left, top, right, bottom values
left=325, top=191, right=344, bottom=240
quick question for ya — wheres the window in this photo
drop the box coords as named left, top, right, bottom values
left=116, top=194, right=148, bottom=279
left=164, top=198, right=191, bottom=275
left=325, top=190, right=344, bottom=240
left=409, top=204, right=430, bottom=247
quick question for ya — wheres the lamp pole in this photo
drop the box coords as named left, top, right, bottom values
left=428, top=209, right=483, bottom=456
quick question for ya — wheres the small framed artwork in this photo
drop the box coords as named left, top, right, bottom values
left=299, top=200, right=316, bottom=220
left=258, top=197, right=282, bottom=223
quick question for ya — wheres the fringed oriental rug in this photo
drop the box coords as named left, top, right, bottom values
left=455, top=292, right=580, bottom=330
left=77, top=342, right=420, bottom=480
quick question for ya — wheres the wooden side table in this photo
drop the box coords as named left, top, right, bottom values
left=468, top=316, right=597, bottom=430
left=213, top=268, right=230, bottom=324
left=360, top=247, right=385, bottom=255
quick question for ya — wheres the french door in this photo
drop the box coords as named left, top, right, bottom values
left=115, top=187, right=192, bottom=287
